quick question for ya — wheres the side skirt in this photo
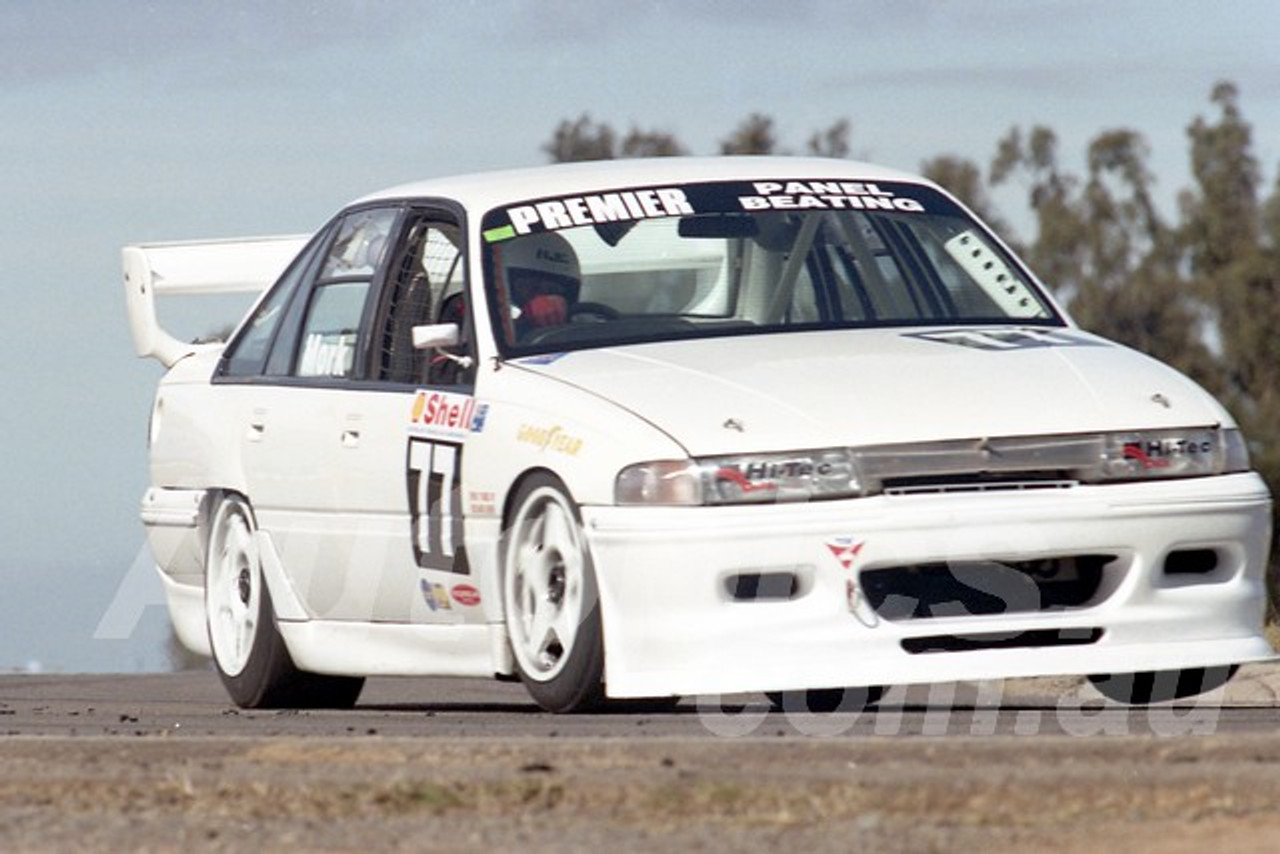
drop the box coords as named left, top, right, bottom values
left=278, top=620, right=501, bottom=678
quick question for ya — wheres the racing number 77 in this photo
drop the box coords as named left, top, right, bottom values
left=406, top=437, right=466, bottom=573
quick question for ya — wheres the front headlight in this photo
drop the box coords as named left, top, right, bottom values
left=699, top=449, right=863, bottom=504
left=1223, top=428, right=1252, bottom=473
left=616, top=427, right=1251, bottom=506
left=1082, top=427, right=1245, bottom=482
left=615, top=460, right=702, bottom=505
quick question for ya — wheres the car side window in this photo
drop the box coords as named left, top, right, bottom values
left=219, top=237, right=323, bottom=378
left=291, top=208, right=399, bottom=380
left=376, top=210, right=473, bottom=386
left=295, top=282, right=368, bottom=377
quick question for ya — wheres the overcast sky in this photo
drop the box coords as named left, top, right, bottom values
left=3, top=0, right=1278, bottom=672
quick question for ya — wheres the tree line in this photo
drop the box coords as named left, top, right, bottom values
left=543, top=83, right=1280, bottom=613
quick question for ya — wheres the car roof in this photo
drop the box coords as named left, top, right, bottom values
left=353, top=156, right=936, bottom=211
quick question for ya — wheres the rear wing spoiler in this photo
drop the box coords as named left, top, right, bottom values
left=122, top=235, right=309, bottom=367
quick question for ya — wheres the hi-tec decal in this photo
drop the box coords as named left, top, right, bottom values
left=409, top=390, right=488, bottom=441
left=499, top=187, right=695, bottom=238
left=739, top=181, right=925, bottom=213
left=714, top=466, right=777, bottom=495
left=1123, top=437, right=1213, bottom=469
left=717, top=458, right=838, bottom=491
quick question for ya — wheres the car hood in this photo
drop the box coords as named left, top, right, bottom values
left=511, top=327, right=1231, bottom=456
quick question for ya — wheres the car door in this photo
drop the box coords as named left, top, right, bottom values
left=348, top=208, right=484, bottom=624
left=240, top=204, right=483, bottom=624
left=237, top=205, right=410, bottom=622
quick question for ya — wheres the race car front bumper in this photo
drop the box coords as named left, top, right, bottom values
left=582, top=472, right=1275, bottom=698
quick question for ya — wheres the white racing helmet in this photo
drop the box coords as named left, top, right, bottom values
left=501, top=231, right=581, bottom=298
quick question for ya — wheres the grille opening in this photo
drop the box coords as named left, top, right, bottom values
left=724, top=572, right=801, bottom=601
left=882, top=472, right=1076, bottom=495
left=902, top=627, right=1104, bottom=655
left=861, top=555, right=1114, bottom=621
left=1163, top=549, right=1220, bottom=576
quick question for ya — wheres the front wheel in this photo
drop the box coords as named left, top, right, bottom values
left=502, top=474, right=605, bottom=713
left=205, top=494, right=364, bottom=709
left=1087, top=666, right=1238, bottom=705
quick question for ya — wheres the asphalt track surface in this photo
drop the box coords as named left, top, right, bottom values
left=3, top=664, right=1279, bottom=737
left=3, top=667, right=1280, bottom=852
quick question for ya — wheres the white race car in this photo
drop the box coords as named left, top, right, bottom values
left=124, top=157, right=1274, bottom=712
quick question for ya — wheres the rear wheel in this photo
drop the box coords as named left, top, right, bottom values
left=1087, top=666, right=1238, bottom=705
left=502, top=474, right=605, bottom=713
left=205, top=494, right=364, bottom=709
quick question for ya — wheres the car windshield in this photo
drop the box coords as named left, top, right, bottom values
left=481, top=178, right=1060, bottom=356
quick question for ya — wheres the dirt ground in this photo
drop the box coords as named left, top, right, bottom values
left=2, top=732, right=1280, bottom=852
left=3, top=649, right=1279, bottom=851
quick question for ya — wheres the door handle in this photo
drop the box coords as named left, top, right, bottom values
left=341, top=413, right=362, bottom=448
left=246, top=409, right=267, bottom=443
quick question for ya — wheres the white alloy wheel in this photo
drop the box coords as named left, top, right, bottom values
left=206, top=496, right=261, bottom=678
left=502, top=475, right=604, bottom=712
left=203, top=493, right=364, bottom=709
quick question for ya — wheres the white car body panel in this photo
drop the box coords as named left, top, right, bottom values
left=509, top=329, right=1229, bottom=455
left=125, top=156, right=1275, bottom=703
left=586, top=474, right=1271, bottom=696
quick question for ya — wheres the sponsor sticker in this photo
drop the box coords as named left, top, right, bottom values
left=824, top=537, right=865, bottom=572
left=516, top=352, right=570, bottom=366
left=824, top=535, right=876, bottom=626
left=516, top=423, right=584, bottom=456
left=451, top=584, right=482, bottom=607
left=483, top=224, right=517, bottom=243
left=420, top=580, right=452, bottom=612
left=468, top=490, right=497, bottom=516
left=738, top=180, right=925, bottom=214
left=719, top=459, right=837, bottom=490
left=714, top=465, right=778, bottom=496
left=409, top=390, right=488, bottom=441
left=1123, top=437, right=1212, bottom=469
left=497, top=187, right=695, bottom=238
left=482, top=179, right=947, bottom=244
left=298, top=331, right=356, bottom=377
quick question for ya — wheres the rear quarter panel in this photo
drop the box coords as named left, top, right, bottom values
left=149, top=351, right=249, bottom=494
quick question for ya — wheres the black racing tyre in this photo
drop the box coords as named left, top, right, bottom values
left=502, top=474, right=605, bottom=713
left=767, top=685, right=885, bottom=713
left=204, top=494, right=364, bottom=709
left=1087, top=665, right=1238, bottom=705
